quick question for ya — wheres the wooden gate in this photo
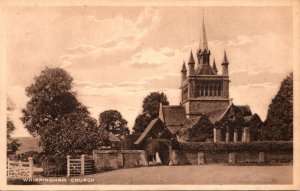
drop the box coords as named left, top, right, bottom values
left=67, top=155, right=95, bottom=177
left=7, top=157, right=33, bottom=178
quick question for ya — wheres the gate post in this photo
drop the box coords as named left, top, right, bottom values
left=81, top=155, right=85, bottom=175
left=67, top=155, right=70, bottom=177
left=28, top=157, right=33, bottom=178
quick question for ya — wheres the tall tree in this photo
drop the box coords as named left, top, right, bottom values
left=98, top=110, right=129, bottom=138
left=133, top=92, right=169, bottom=134
left=21, top=67, right=105, bottom=156
left=260, top=73, right=293, bottom=141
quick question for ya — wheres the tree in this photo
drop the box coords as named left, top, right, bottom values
left=21, top=67, right=105, bottom=156
left=98, top=110, right=129, bottom=138
left=259, top=73, right=293, bottom=141
left=133, top=92, right=169, bottom=134
left=7, top=97, right=20, bottom=155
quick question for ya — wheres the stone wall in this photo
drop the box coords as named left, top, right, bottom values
left=93, top=150, right=147, bottom=171
left=171, top=150, right=292, bottom=165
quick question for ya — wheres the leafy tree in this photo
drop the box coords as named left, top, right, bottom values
left=98, top=110, right=129, bottom=138
left=133, top=92, right=169, bottom=134
left=7, top=97, right=20, bottom=155
left=259, top=73, right=293, bottom=141
left=21, top=67, right=105, bottom=156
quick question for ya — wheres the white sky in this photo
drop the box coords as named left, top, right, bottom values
left=6, top=6, right=293, bottom=137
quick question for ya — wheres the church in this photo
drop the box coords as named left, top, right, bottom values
left=134, top=18, right=262, bottom=164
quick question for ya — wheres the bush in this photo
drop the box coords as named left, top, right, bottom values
left=179, top=141, right=293, bottom=152
left=41, top=156, right=67, bottom=177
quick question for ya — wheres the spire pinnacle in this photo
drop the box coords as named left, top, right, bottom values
left=188, top=51, right=195, bottom=64
left=222, top=50, right=229, bottom=64
left=181, top=60, right=187, bottom=72
left=212, top=59, right=218, bottom=73
left=199, top=10, right=208, bottom=51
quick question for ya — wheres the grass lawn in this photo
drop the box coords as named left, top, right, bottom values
left=22, top=164, right=292, bottom=185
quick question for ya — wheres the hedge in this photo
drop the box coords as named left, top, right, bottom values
left=178, top=141, right=293, bottom=152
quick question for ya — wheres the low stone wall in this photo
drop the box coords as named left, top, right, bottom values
left=93, top=150, right=147, bottom=171
left=171, top=150, right=292, bottom=165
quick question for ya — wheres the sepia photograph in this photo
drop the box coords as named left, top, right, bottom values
left=0, top=0, right=299, bottom=190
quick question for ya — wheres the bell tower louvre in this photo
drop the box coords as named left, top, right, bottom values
left=180, top=17, right=230, bottom=118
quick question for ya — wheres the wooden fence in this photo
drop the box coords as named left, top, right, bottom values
left=7, top=157, right=33, bottom=178
left=67, top=155, right=95, bottom=177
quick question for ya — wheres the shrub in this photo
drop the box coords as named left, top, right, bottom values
left=41, top=156, right=67, bottom=177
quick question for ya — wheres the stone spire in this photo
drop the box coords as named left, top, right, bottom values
left=212, top=59, right=218, bottom=74
left=221, top=51, right=229, bottom=75
left=188, top=51, right=195, bottom=75
left=201, top=16, right=209, bottom=51
left=197, top=14, right=210, bottom=66
left=223, top=50, right=229, bottom=64
left=181, top=60, right=187, bottom=72
left=181, top=60, right=187, bottom=81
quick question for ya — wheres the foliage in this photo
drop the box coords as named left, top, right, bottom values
left=41, top=156, right=67, bottom=177
left=248, top=114, right=263, bottom=141
left=21, top=67, right=105, bottom=157
left=178, top=114, right=214, bottom=142
left=98, top=110, right=129, bottom=138
left=260, top=73, right=293, bottom=141
left=178, top=141, right=293, bottom=152
left=14, top=151, right=43, bottom=167
left=132, top=113, right=153, bottom=134
left=7, top=97, right=20, bottom=155
left=215, top=105, right=245, bottom=131
left=133, top=92, right=169, bottom=134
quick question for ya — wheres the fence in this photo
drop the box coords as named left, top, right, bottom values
left=7, top=157, right=33, bottom=178
left=67, top=155, right=95, bottom=177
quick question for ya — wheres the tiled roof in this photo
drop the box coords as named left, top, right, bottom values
left=162, top=105, right=186, bottom=126
left=196, top=64, right=216, bottom=75
left=183, top=117, right=199, bottom=129
left=166, top=125, right=182, bottom=134
left=206, top=106, right=231, bottom=124
left=134, top=118, right=172, bottom=145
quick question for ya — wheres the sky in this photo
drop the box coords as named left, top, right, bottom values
left=6, top=6, right=293, bottom=137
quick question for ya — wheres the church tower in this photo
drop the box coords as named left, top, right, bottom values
left=180, top=17, right=230, bottom=118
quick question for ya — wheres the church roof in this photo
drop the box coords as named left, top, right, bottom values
left=134, top=118, right=173, bottom=145
left=134, top=118, right=161, bottom=144
left=160, top=105, right=186, bottom=126
left=196, top=63, right=217, bottom=75
left=159, top=105, right=186, bottom=134
left=206, top=106, right=231, bottom=124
